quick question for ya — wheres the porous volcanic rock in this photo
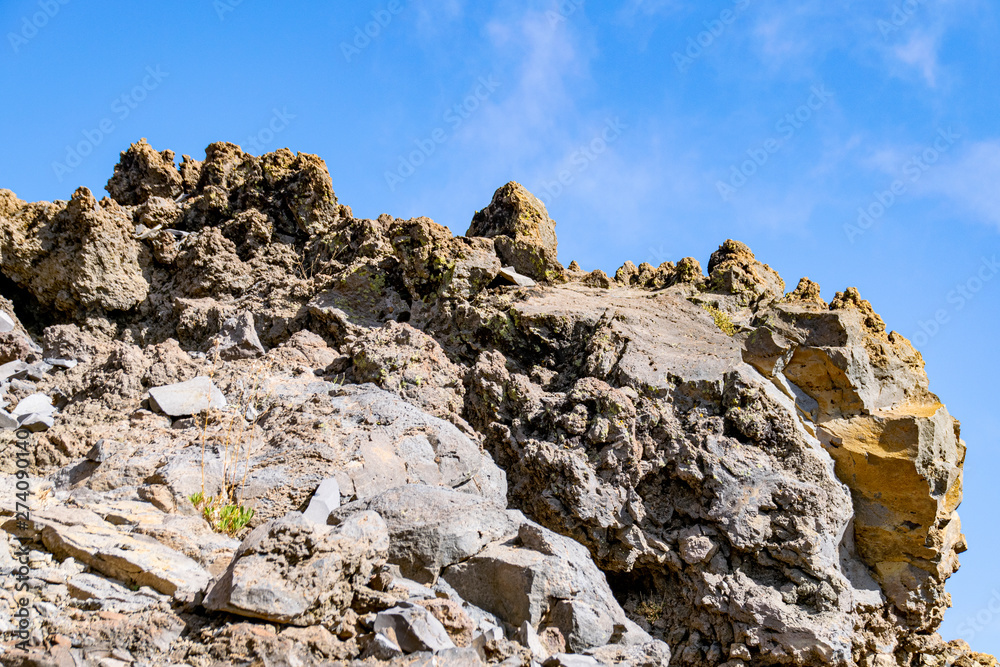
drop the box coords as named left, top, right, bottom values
left=0, top=141, right=991, bottom=667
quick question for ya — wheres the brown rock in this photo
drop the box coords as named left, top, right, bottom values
left=106, top=139, right=184, bottom=206
left=467, top=182, right=563, bottom=282
left=0, top=187, right=148, bottom=314
left=416, top=598, right=475, bottom=647
left=707, top=239, right=784, bottom=304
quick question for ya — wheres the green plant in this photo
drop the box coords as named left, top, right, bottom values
left=702, top=304, right=737, bottom=336
left=635, top=596, right=666, bottom=623
left=190, top=493, right=255, bottom=537
left=193, top=357, right=273, bottom=537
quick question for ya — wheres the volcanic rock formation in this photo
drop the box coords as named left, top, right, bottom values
left=0, top=139, right=994, bottom=667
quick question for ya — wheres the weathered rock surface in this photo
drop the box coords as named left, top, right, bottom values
left=444, top=521, right=652, bottom=652
left=3, top=504, right=211, bottom=602
left=374, top=601, right=457, bottom=653
left=331, top=485, right=519, bottom=585
left=467, top=181, right=563, bottom=282
left=0, top=141, right=991, bottom=667
left=205, top=510, right=388, bottom=625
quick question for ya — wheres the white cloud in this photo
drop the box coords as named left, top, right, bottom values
left=892, top=30, right=941, bottom=87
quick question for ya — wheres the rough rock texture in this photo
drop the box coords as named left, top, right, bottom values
left=0, top=141, right=992, bottom=667
left=204, top=510, right=389, bottom=625
left=467, top=181, right=564, bottom=282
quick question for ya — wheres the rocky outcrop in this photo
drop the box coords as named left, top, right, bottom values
left=751, top=286, right=966, bottom=632
left=0, top=187, right=148, bottom=316
left=467, top=181, right=564, bottom=282
left=0, top=141, right=992, bottom=667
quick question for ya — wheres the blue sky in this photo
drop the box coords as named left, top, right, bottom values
left=2, top=0, right=998, bottom=652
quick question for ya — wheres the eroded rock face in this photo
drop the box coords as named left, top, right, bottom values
left=204, top=510, right=389, bottom=625
left=0, top=187, right=148, bottom=315
left=753, top=287, right=967, bottom=633
left=0, top=142, right=990, bottom=667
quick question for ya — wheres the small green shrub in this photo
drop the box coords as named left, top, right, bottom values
left=635, top=597, right=666, bottom=623
left=190, top=493, right=255, bottom=537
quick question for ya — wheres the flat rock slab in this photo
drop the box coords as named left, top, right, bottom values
left=544, top=655, right=602, bottom=667
left=12, top=393, right=55, bottom=417
left=0, top=411, right=17, bottom=430
left=0, top=360, right=28, bottom=382
left=18, top=413, right=54, bottom=432
left=302, top=477, right=341, bottom=524
left=2, top=505, right=211, bottom=602
left=496, top=266, right=537, bottom=288
left=148, top=376, right=226, bottom=416
left=0, top=311, right=14, bottom=333
left=66, top=572, right=169, bottom=613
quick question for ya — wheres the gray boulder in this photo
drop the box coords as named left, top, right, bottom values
left=443, top=521, right=650, bottom=652
left=214, top=311, right=266, bottom=360
left=374, top=601, right=456, bottom=653
left=331, top=485, right=519, bottom=584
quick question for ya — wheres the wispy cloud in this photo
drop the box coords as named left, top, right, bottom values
left=617, top=0, right=681, bottom=24
left=916, top=140, right=1000, bottom=229
left=891, top=30, right=942, bottom=87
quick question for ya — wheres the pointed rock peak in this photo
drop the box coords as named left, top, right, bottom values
left=830, top=286, right=887, bottom=335
left=68, top=186, right=98, bottom=211
left=707, top=239, right=784, bottom=303
left=106, top=138, right=183, bottom=207
left=467, top=182, right=563, bottom=282
left=783, top=277, right=827, bottom=307
left=0, top=189, right=22, bottom=217
left=707, top=239, right=755, bottom=274
left=467, top=182, right=557, bottom=256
